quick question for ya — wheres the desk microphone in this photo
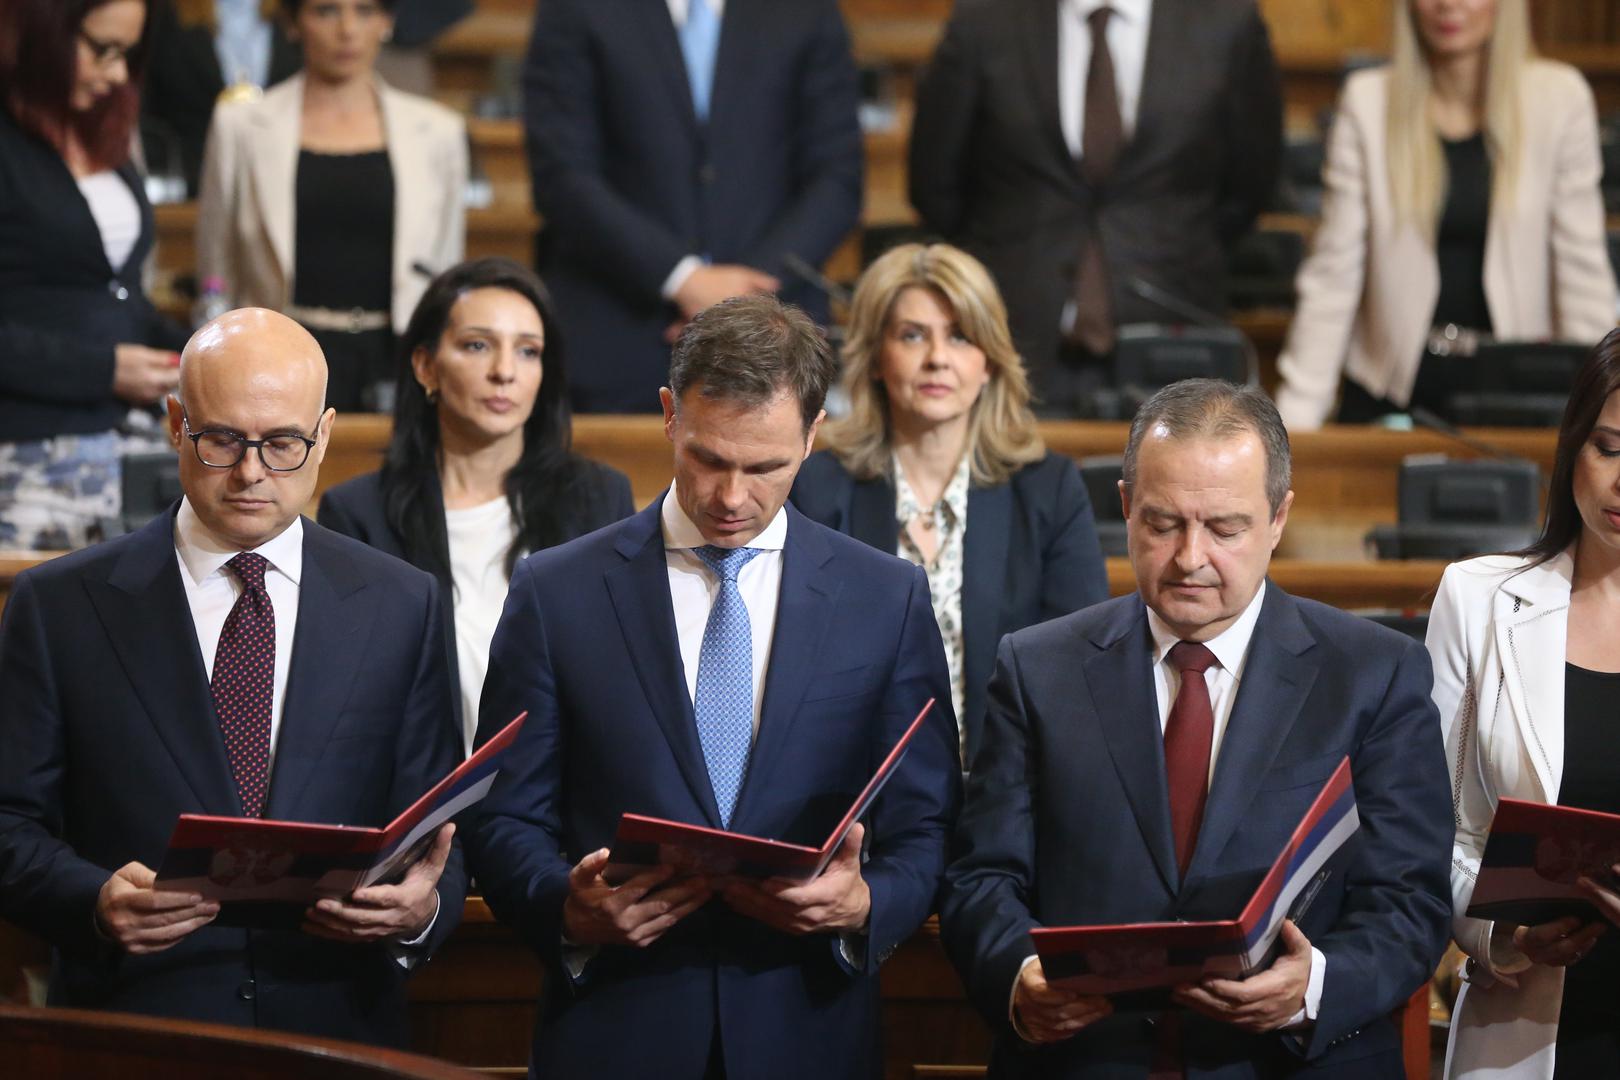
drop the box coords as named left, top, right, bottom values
left=1407, top=406, right=1550, bottom=491
left=1125, top=275, right=1228, bottom=329
left=782, top=252, right=852, bottom=307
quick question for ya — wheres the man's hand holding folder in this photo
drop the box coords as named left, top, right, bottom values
left=720, top=822, right=871, bottom=935
left=563, top=850, right=714, bottom=949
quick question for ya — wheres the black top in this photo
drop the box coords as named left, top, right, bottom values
left=292, top=150, right=394, bottom=312
left=1557, top=663, right=1620, bottom=1021
left=1432, top=133, right=1493, bottom=334
left=0, top=108, right=188, bottom=444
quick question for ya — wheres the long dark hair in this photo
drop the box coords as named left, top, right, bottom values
left=381, top=257, right=585, bottom=583
left=1515, top=328, right=1620, bottom=569
left=0, top=0, right=149, bottom=170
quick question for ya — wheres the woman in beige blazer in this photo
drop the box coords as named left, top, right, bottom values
left=197, top=0, right=465, bottom=411
left=1430, top=335, right=1620, bottom=1078
left=1275, top=0, right=1616, bottom=431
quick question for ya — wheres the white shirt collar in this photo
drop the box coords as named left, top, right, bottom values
left=659, top=483, right=788, bottom=552
left=1069, top=0, right=1150, bottom=27
left=175, top=497, right=304, bottom=589
left=1145, top=579, right=1267, bottom=677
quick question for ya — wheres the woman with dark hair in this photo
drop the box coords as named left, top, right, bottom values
left=1433, top=328, right=1620, bottom=1078
left=0, top=0, right=189, bottom=548
left=320, top=258, right=634, bottom=748
left=197, top=0, right=466, bottom=411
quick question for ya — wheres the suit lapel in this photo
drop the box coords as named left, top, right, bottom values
left=731, top=507, right=841, bottom=830
left=706, top=0, right=759, bottom=137
left=85, top=511, right=241, bottom=815
left=1019, top=0, right=1078, bottom=185
left=603, top=499, right=723, bottom=826
left=1496, top=557, right=1573, bottom=802
left=264, top=523, right=376, bottom=819
left=1083, top=597, right=1179, bottom=893
left=637, top=0, right=700, bottom=134
left=247, top=76, right=302, bottom=285
left=960, top=484, right=1012, bottom=760
left=1183, top=587, right=1319, bottom=892
left=1113, top=0, right=1178, bottom=181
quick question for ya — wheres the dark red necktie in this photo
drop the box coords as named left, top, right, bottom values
left=1164, top=641, right=1217, bottom=876
left=211, top=552, right=275, bottom=818
left=1067, top=5, right=1125, bottom=356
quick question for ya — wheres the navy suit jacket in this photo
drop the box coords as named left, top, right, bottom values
left=790, top=451, right=1109, bottom=765
left=0, top=509, right=465, bottom=1046
left=522, top=0, right=863, bottom=412
left=940, top=588, right=1452, bottom=1079
left=465, top=497, right=961, bottom=1079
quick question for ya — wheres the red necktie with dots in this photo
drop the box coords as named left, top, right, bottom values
left=211, top=552, right=275, bottom=818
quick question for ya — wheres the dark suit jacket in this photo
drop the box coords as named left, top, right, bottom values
left=464, top=497, right=962, bottom=1079
left=940, top=588, right=1452, bottom=1078
left=317, top=461, right=636, bottom=730
left=521, top=0, right=863, bottom=412
left=142, top=0, right=303, bottom=197
left=909, top=0, right=1282, bottom=403
left=790, top=451, right=1108, bottom=765
left=0, top=510, right=466, bottom=1046
left=390, top=0, right=474, bottom=48
left=0, top=109, right=189, bottom=444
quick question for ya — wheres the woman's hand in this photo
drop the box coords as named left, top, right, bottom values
left=1511, top=915, right=1607, bottom=967
left=113, top=344, right=180, bottom=405
left=1578, top=869, right=1620, bottom=928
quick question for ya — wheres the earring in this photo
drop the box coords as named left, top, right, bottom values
left=425, top=387, right=439, bottom=404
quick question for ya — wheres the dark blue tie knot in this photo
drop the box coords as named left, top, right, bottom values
left=227, top=551, right=270, bottom=592
left=694, top=545, right=762, bottom=583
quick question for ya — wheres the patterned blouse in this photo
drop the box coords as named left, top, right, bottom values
left=893, top=451, right=971, bottom=764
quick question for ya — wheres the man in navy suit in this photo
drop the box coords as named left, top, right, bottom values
left=521, top=0, right=863, bottom=412
left=940, top=380, right=1451, bottom=1077
left=0, top=309, right=465, bottom=1046
left=465, top=295, right=961, bottom=1079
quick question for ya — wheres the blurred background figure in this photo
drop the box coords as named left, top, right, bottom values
left=141, top=0, right=302, bottom=198
left=522, top=0, right=863, bottom=413
left=792, top=243, right=1108, bottom=768
left=1431, top=333, right=1620, bottom=1078
left=374, top=0, right=472, bottom=94
left=909, top=0, right=1282, bottom=417
left=196, top=0, right=466, bottom=413
left=319, top=258, right=634, bottom=751
left=1275, top=0, right=1618, bottom=431
left=0, top=0, right=188, bottom=550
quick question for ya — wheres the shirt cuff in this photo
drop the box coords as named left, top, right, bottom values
left=661, top=255, right=705, bottom=301
left=561, top=929, right=599, bottom=981
left=1282, top=946, right=1326, bottom=1029
left=388, top=889, right=440, bottom=969
left=1008, top=954, right=1041, bottom=1042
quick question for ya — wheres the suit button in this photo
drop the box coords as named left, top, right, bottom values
left=699, top=164, right=716, bottom=185
left=108, top=281, right=129, bottom=301
left=236, top=980, right=256, bottom=1000
left=1143, top=1017, right=1156, bottom=1029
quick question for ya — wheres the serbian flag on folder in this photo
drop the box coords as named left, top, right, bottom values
left=1467, top=798, right=1620, bottom=926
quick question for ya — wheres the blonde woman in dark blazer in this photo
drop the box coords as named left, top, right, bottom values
left=1275, top=0, right=1616, bottom=430
left=197, top=0, right=465, bottom=411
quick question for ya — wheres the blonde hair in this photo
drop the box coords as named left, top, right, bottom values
left=822, top=243, right=1043, bottom=486
left=1387, top=0, right=1532, bottom=234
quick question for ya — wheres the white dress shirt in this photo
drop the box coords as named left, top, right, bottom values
left=1058, top=0, right=1153, bottom=158
left=659, top=0, right=728, bottom=300
left=445, top=496, right=520, bottom=754
left=662, top=484, right=785, bottom=733
left=174, top=498, right=302, bottom=767
left=1011, top=582, right=1324, bottom=1034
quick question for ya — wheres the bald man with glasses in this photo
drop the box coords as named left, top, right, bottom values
left=0, top=308, right=465, bottom=1046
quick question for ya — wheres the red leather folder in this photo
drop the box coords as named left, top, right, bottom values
left=1467, top=797, right=1620, bottom=925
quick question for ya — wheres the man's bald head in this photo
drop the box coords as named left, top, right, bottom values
left=167, top=308, right=337, bottom=551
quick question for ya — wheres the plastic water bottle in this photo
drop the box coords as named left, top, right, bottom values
left=191, top=277, right=231, bottom=329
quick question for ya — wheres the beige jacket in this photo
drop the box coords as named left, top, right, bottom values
left=1427, top=551, right=1576, bottom=1080
left=196, top=73, right=467, bottom=334
left=1276, top=62, right=1616, bottom=430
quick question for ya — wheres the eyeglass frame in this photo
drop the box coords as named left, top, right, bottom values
left=181, top=411, right=322, bottom=472
left=77, top=29, right=137, bottom=68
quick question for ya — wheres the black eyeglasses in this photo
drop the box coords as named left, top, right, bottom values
left=78, top=29, right=136, bottom=68
left=182, top=413, right=319, bottom=472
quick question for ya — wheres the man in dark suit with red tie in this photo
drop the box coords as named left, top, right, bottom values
left=940, top=380, right=1452, bottom=1077
left=909, top=0, right=1283, bottom=415
left=0, top=309, right=465, bottom=1046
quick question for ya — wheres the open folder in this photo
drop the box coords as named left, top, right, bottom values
left=1467, top=798, right=1620, bottom=926
left=604, top=699, right=936, bottom=883
left=154, top=712, right=527, bottom=926
left=1032, top=757, right=1358, bottom=996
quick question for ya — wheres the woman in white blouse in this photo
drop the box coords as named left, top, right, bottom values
left=791, top=243, right=1108, bottom=767
left=1430, top=331, right=1620, bottom=1077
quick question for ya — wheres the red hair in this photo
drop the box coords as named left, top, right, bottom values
left=0, top=0, right=148, bottom=171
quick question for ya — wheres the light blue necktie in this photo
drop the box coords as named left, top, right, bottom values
left=692, top=544, right=761, bottom=827
left=679, top=0, right=722, bottom=123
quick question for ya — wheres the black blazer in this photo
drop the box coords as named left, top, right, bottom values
left=0, top=509, right=466, bottom=1046
left=318, top=460, right=636, bottom=729
left=909, top=0, right=1283, bottom=400
left=0, top=109, right=188, bottom=445
left=142, top=0, right=303, bottom=197
left=791, top=450, right=1108, bottom=765
left=522, top=0, right=863, bottom=412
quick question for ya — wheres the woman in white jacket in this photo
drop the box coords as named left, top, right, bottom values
left=1429, top=330, right=1620, bottom=1078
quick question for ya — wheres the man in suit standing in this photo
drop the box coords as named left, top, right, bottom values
left=465, top=294, right=961, bottom=1078
left=940, top=380, right=1452, bottom=1077
left=0, top=309, right=465, bottom=1046
left=909, top=0, right=1283, bottom=416
left=521, top=0, right=863, bottom=413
